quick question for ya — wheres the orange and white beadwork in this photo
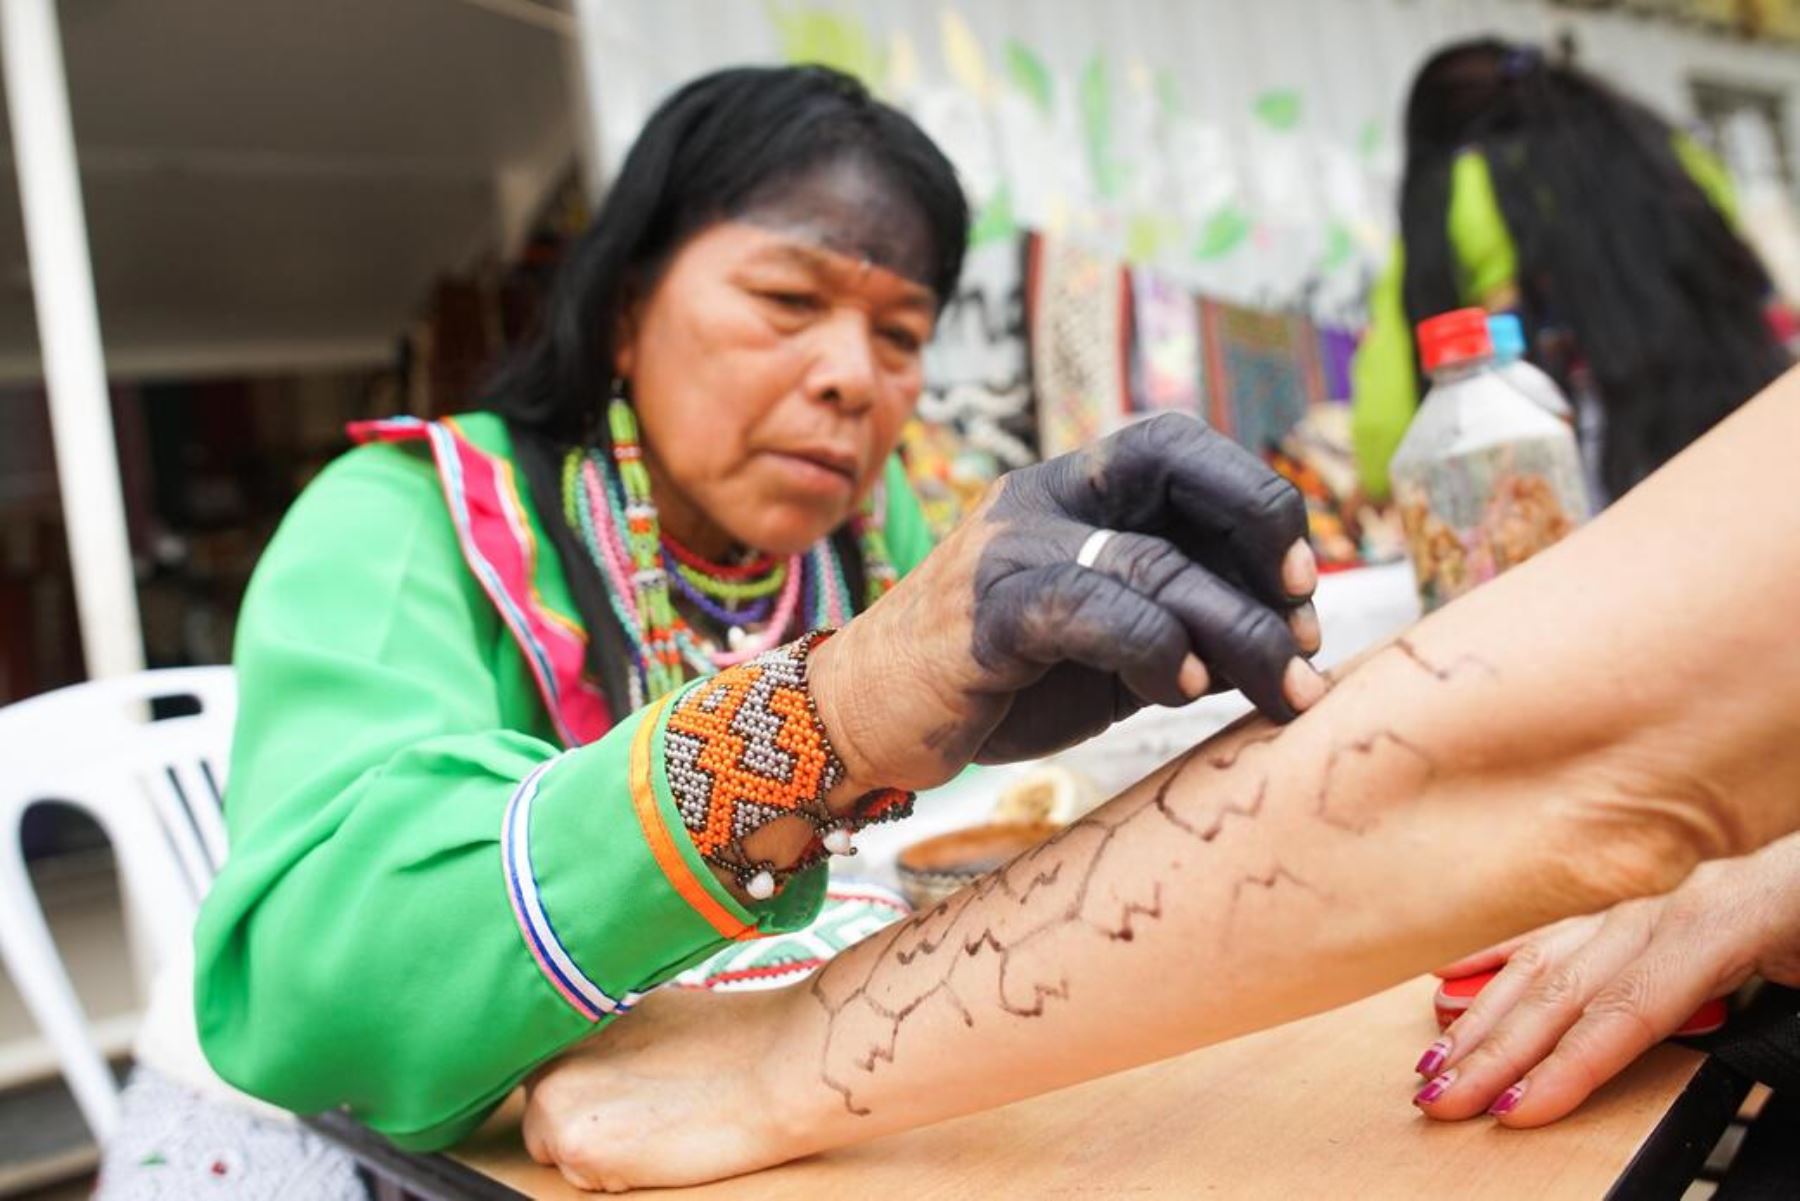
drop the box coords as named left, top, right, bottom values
left=664, top=633, right=912, bottom=898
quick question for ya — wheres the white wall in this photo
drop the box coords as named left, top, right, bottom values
left=580, top=0, right=1800, bottom=323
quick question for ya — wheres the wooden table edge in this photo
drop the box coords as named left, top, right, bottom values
left=309, top=1050, right=1748, bottom=1201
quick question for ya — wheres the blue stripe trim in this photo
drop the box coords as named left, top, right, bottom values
left=501, top=757, right=638, bottom=1021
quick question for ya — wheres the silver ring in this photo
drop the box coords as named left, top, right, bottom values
left=1075, top=529, right=1115, bottom=570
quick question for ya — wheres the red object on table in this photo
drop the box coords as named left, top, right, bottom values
left=1433, top=969, right=1726, bottom=1036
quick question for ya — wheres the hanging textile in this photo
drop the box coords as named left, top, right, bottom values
left=1128, top=267, right=1204, bottom=416
left=909, top=234, right=1037, bottom=533
left=1198, top=298, right=1325, bottom=455
left=1026, top=232, right=1131, bottom=458
left=1316, top=323, right=1361, bottom=404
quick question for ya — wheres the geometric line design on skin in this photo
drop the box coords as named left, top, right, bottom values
left=808, top=639, right=1492, bottom=1115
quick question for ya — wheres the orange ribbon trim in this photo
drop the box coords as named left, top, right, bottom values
left=629, top=698, right=761, bottom=942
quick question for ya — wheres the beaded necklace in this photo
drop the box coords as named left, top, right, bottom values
left=664, top=562, right=775, bottom=627
left=560, top=388, right=898, bottom=707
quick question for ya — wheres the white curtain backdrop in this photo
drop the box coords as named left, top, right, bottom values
left=576, top=0, right=1800, bottom=324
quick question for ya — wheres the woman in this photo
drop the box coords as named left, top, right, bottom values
left=522, top=362, right=1800, bottom=1192
left=1347, top=41, right=1800, bottom=1131
left=162, top=64, right=1323, bottom=1187
left=1352, top=38, right=1789, bottom=505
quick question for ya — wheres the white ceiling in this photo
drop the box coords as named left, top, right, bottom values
left=0, top=0, right=579, bottom=380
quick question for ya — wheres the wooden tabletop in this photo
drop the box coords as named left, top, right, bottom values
left=449, top=978, right=1708, bottom=1200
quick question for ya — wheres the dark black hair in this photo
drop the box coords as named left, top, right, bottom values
left=1398, top=38, right=1789, bottom=498
left=489, top=66, right=967, bottom=718
left=486, top=64, right=969, bottom=443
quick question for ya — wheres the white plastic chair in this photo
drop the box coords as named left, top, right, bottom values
left=0, top=666, right=236, bottom=1140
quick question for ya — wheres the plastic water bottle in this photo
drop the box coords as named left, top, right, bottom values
left=1390, top=308, right=1592, bottom=612
left=1487, top=313, right=1573, bottom=424
left=1489, top=312, right=1608, bottom=507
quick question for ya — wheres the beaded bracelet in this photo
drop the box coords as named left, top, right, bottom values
left=663, top=630, right=915, bottom=900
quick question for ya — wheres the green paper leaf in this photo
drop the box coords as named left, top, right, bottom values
left=1004, top=40, right=1054, bottom=118
left=1320, top=221, right=1354, bottom=272
left=1080, top=55, right=1119, bottom=199
left=970, top=185, right=1018, bottom=247
left=767, top=3, right=885, bottom=88
left=1358, top=119, right=1382, bottom=159
left=1155, top=69, right=1184, bottom=123
left=1192, top=206, right=1251, bottom=260
left=1253, top=88, right=1302, bottom=131
left=1126, top=213, right=1165, bottom=263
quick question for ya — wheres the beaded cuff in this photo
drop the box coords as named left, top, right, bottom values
left=663, top=631, right=914, bottom=899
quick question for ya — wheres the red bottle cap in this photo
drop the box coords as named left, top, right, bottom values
left=1417, top=307, right=1495, bottom=372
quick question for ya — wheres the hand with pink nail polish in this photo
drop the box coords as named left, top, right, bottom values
left=1409, top=831, right=1800, bottom=1127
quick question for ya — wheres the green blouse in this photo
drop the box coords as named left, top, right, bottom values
left=191, top=411, right=936, bottom=1150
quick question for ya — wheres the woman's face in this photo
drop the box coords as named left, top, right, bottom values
left=616, top=220, right=938, bottom=558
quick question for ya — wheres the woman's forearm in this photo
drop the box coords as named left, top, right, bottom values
left=769, top=640, right=1685, bottom=1148
left=764, top=371, right=1800, bottom=1153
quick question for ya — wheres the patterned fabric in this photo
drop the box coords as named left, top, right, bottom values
left=673, top=882, right=911, bottom=991
left=898, top=418, right=994, bottom=539
left=96, top=1068, right=367, bottom=1201
left=1026, top=232, right=1131, bottom=458
left=905, top=234, right=1036, bottom=536
left=1198, top=299, right=1326, bottom=454
left=917, top=234, right=1038, bottom=475
left=347, top=415, right=612, bottom=746
left=1128, top=268, right=1204, bottom=415
left=1316, top=323, right=1361, bottom=404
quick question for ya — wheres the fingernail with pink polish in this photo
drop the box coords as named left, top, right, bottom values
left=1489, top=1081, right=1526, bottom=1116
left=1414, top=1069, right=1456, bottom=1107
left=1415, top=1038, right=1451, bottom=1078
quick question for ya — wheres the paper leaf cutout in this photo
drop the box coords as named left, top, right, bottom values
left=1004, top=39, right=1054, bottom=117
left=1193, top=205, right=1251, bottom=260
left=1253, top=88, right=1302, bottom=131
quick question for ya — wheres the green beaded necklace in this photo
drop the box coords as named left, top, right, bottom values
left=560, top=386, right=898, bottom=708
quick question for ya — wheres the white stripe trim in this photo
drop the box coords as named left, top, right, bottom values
left=503, top=755, right=642, bottom=1018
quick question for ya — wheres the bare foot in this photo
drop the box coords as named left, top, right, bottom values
left=521, top=985, right=805, bottom=1192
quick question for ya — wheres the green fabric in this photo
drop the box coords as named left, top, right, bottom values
left=1673, top=130, right=1741, bottom=229
left=1444, top=151, right=1518, bottom=306
left=1350, top=150, right=1517, bottom=501
left=1349, top=140, right=1740, bottom=500
left=193, top=413, right=933, bottom=1150
left=880, top=450, right=936, bottom=577
left=1350, top=243, right=1417, bottom=503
